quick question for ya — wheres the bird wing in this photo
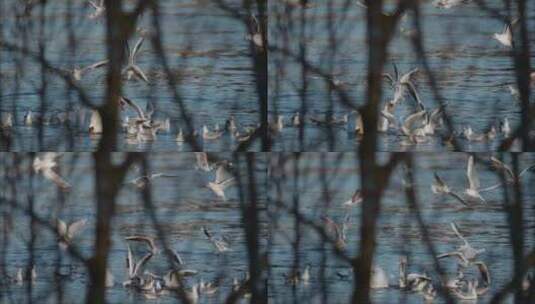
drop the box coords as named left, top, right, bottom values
left=380, top=110, right=398, bottom=128
left=219, top=177, right=236, bottom=189
left=67, top=218, right=87, bottom=239
left=429, top=107, right=443, bottom=123
left=479, top=182, right=503, bottom=193
left=121, top=97, right=146, bottom=120
left=450, top=222, right=468, bottom=245
left=43, top=169, right=71, bottom=190
left=131, top=65, right=149, bottom=83
left=490, top=157, right=514, bottom=180
left=81, top=60, right=108, bottom=73
left=125, top=235, right=157, bottom=254
left=322, top=216, right=340, bottom=238
left=352, top=189, right=362, bottom=203
left=474, top=261, right=491, bottom=285
left=202, top=226, right=213, bottom=239
left=196, top=152, right=210, bottom=171
left=437, top=251, right=467, bottom=264
left=518, top=164, right=535, bottom=178
left=132, top=37, right=145, bottom=61
left=126, top=243, right=135, bottom=277
left=133, top=252, right=153, bottom=276
left=57, top=219, right=68, bottom=237
left=88, top=1, right=99, bottom=9
left=145, top=100, right=155, bottom=120
left=382, top=73, right=395, bottom=87
left=406, top=80, right=425, bottom=111
left=169, top=249, right=184, bottom=266
left=215, top=165, right=233, bottom=184
left=393, top=62, right=399, bottom=81
left=43, top=152, right=61, bottom=166
left=448, top=191, right=469, bottom=207
left=433, top=172, right=447, bottom=190
left=466, top=155, right=480, bottom=190
left=401, top=68, right=419, bottom=84
left=402, top=110, right=426, bottom=135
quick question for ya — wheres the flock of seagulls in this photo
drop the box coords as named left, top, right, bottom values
left=288, top=221, right=497, bottom=303
left=32, top=152, right=237, bottom=202
left=1, top=98, right=259, bottom=147
left=267, top=0, right=535, bottom=148
left=0, top=1, right=263, bottom=150
left=432, top=155, right=534, bottom=207
left=269, top=62, right=525, bottom=146
left=5, top=152, right=251, bottom=301
left=282, top=154, right=534, bottom=301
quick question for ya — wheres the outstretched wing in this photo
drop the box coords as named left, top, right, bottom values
left=67, top=218, right=87, bottom=239
left=125, top=235, right=157, bottom=254
left=402, top=110, right=426, bottom=135
left=215, top=165, right=234, bottom=184
left=131, top=65, right=149, bottom=83
left=518, top=164, right=535, bottom=178
left=81, top=60, right=108, bottom=73
left=466, top=155, right=480, bottom=190
left=121, top=96, right=146, bottom=120
left=132, top=37, right=145, bottom=61
left=195, top=152, right=211, bottom=171
left=57, top=219, right=68, bottom=238
left=43, top=169, right=71, bottom=190
left=448, top=191, right=469, bottom=207
left=126, top=243, right=135, bottom=277
left=450, top=222, right=468, bottom=245
left=405, top=80, right=425, bottom=112
left=133, top=252, right=153, bottom=276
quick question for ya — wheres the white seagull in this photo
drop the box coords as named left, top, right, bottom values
left=343, top=189, right=363, bottom=206
left=437, top=222, right=486, bottom=267
left=207, top=163, right=235, bottom=201
left=56, top=218, right=87, bottom=250
left=33, top=153, right=71, bottom=190
left=431, top=172, right=469, bottom=207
